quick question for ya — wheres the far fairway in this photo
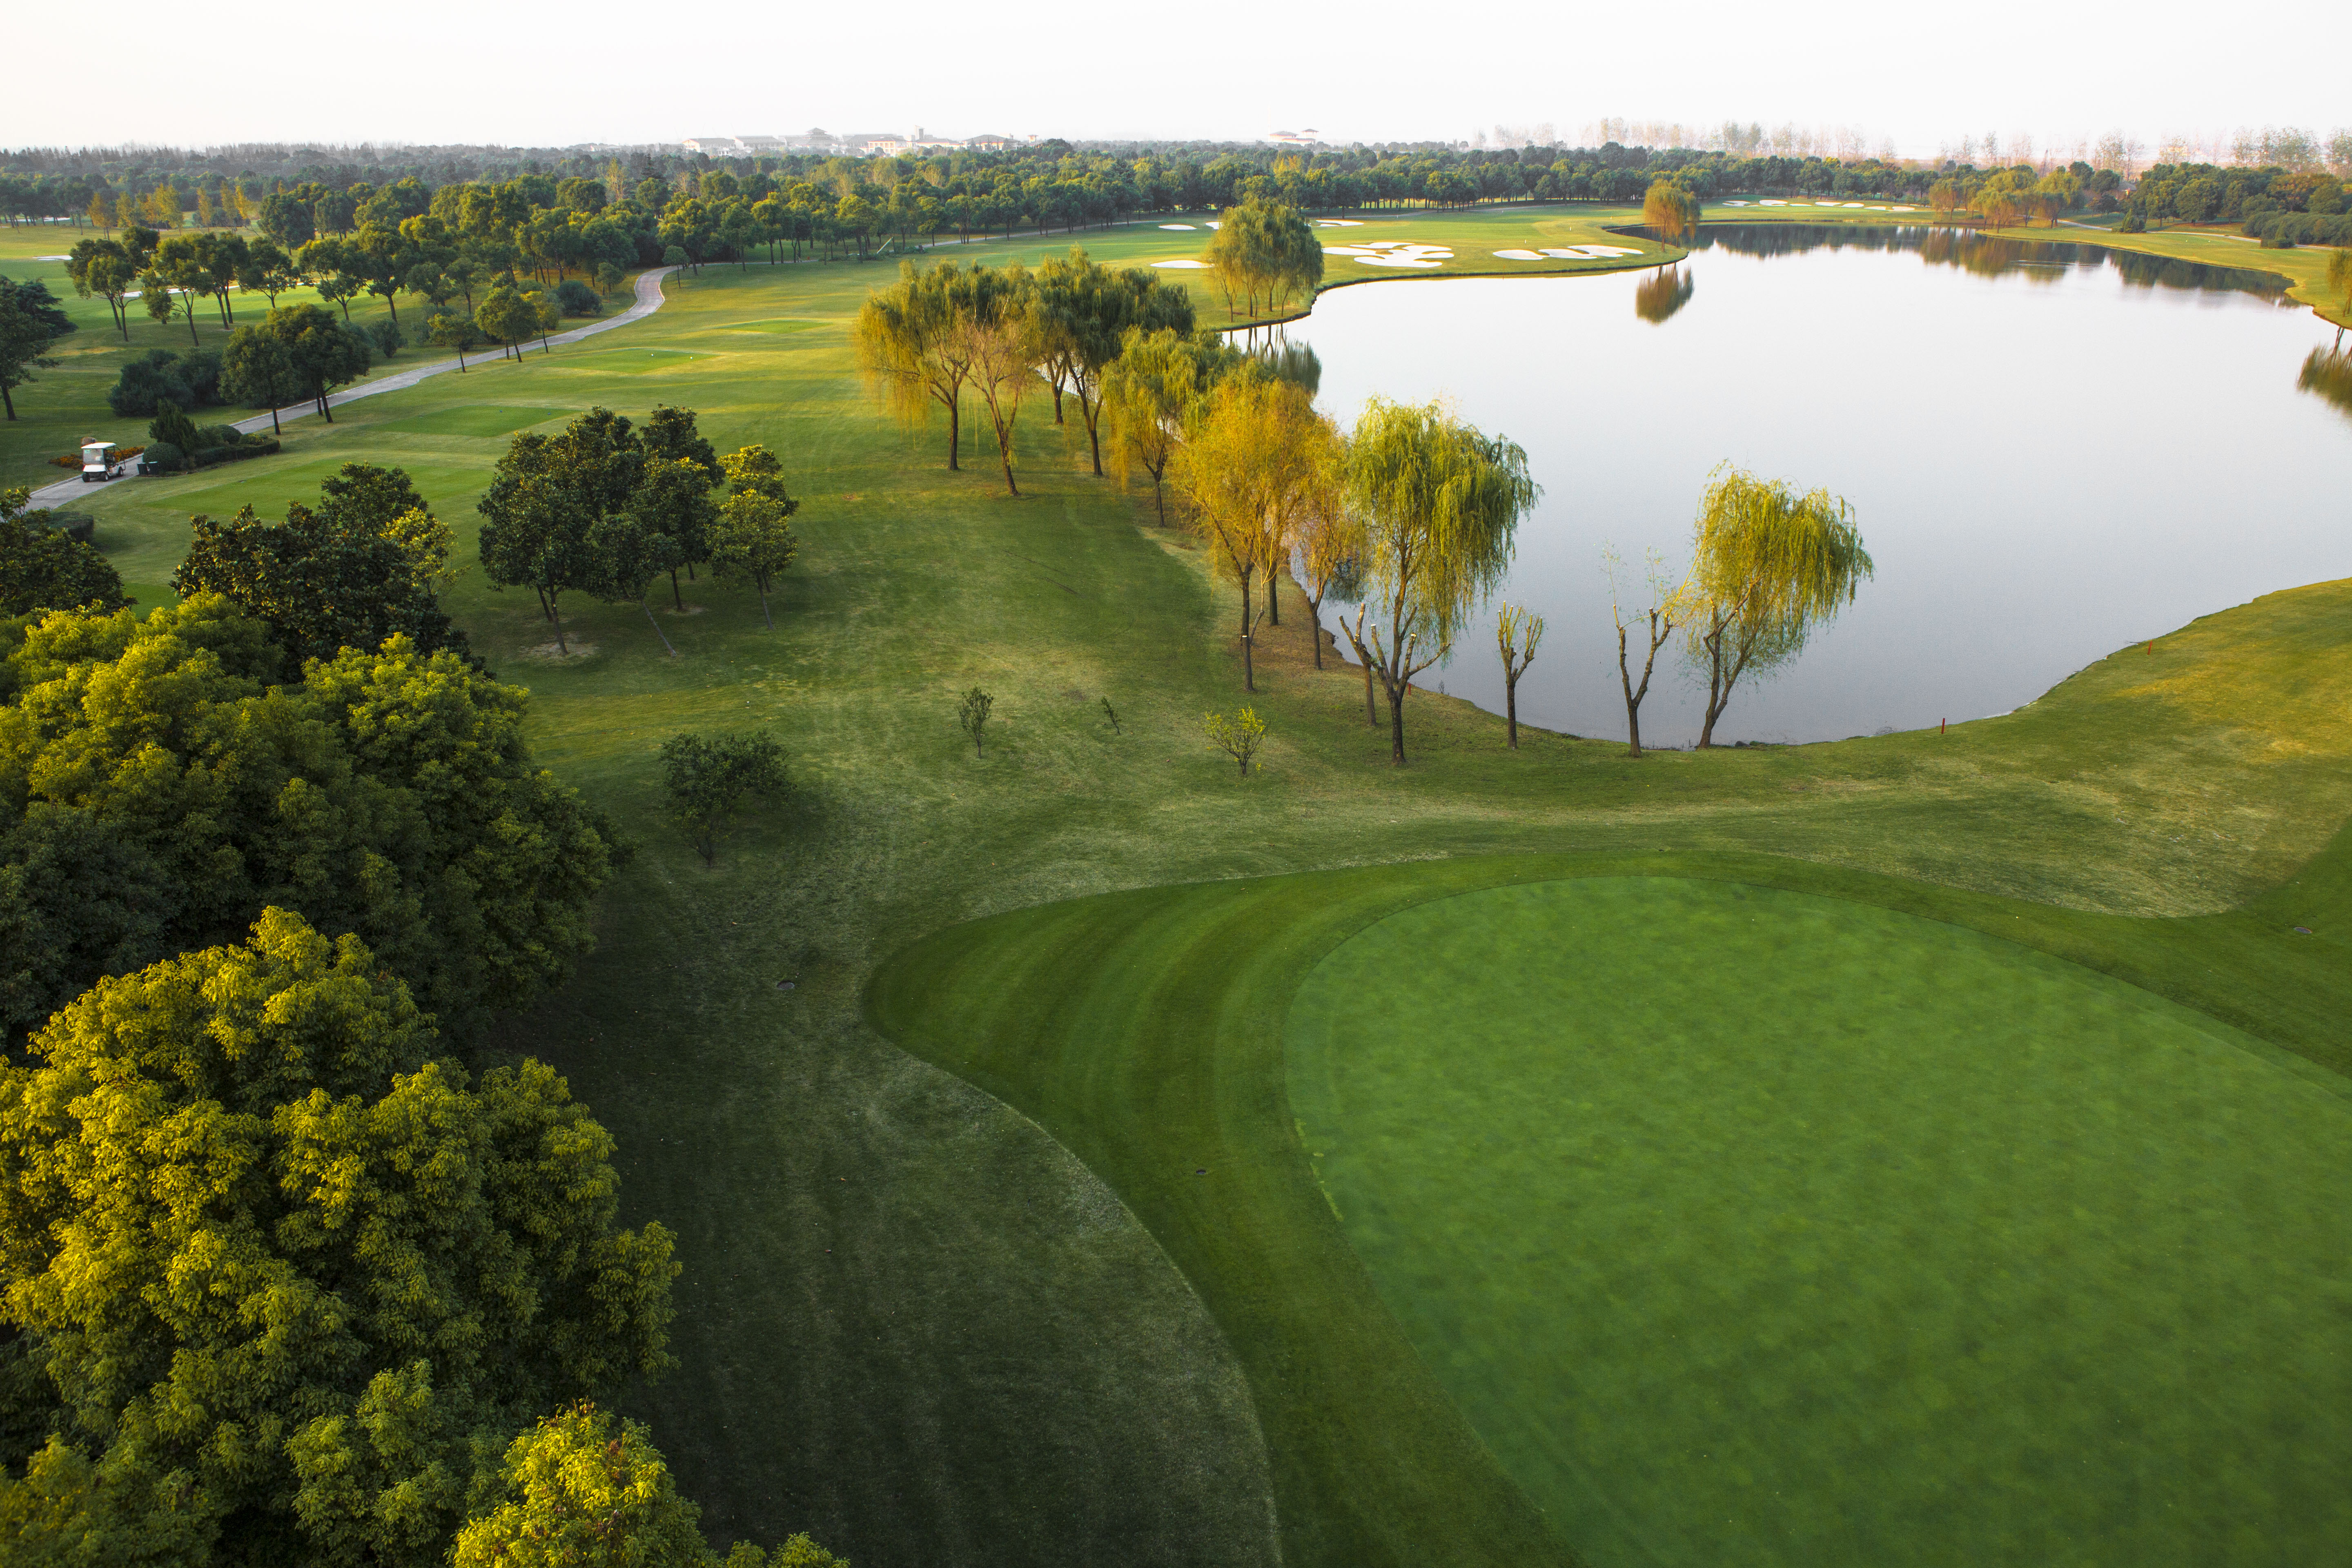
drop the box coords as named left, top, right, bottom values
left=1287, top=876, right=2352, bottom=1566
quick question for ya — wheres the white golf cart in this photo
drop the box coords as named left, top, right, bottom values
left=79, top=441, right=120, bottom=483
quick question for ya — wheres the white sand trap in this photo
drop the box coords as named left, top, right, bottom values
left=1891, top=205, right=1917, bottom=212
left=1152, top=258, right=1213, bottom=268
left=1159, top=223, right=1196, bottom=230
left=1492, top=249, right=1545, bottom=260
left=1543, top=245, right=1641, bottom=258
left=1315, top=219, right=1365, bottom=227
left=1724, top=200, right=1751, bottom=207
left=1844, top=202, right=1869, bottom=207
left=1350, top=241, right=1454, bottom=268
left=1760, top=199, right=1788, bottom=206
left=1206, top=221, right=1221, bottom=230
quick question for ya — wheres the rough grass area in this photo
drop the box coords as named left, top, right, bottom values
left=48, top=239, right=2352, bottom=1567
left=1287, top=877, right=2352, bottom=1566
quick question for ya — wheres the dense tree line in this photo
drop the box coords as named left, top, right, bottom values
left=0, top=472, right=836, bottom=1563
left=2120, top=163, right=2352, bottom=245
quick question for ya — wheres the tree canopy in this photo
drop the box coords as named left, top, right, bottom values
left=0, top=599, right=613, bottom=1044
left=1680, top=464, right=1873, bottom=746
left=0, top=909, right=676, bottom=1568
left=1341, top=398, right=1539, bottom=764
left=1203, top=199, right=1322, bottom=319
left=0, top=491, right=129, bottom=619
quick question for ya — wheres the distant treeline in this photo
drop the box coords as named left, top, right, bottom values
left=2122, top=163, right=2352, bottom=246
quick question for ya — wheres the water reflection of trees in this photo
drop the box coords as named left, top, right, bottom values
left=1634, top=265, right=1695, bottom=324
left=1627, top=223, right=2292, bottom=300
left=2298, top=348, right=2352, bottom=421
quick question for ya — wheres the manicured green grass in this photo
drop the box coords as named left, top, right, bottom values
left=1287, top=877, right=2352, bottom=1566
left=869, top=829, right=2352, bottom=1567
left=51, top=243, right=2352, bottom=1567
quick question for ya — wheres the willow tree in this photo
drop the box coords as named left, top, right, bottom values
left=1681, top=464, right=1873, bottom=748
left=1340, top=398, right=1539, bottom=764
left=1101, top=326, right=1230, bottom=523
left=1170, top=375, right=1334, bottom=692
left=959, top=263, right=1039, bottom=496
left=855, top=259, right=977, bottom=469
left=2329, top=248, right=2351, bottom=350
left=1206, top=198, right=1323, bottom=320
left=1031, top=250, right=1195, bottom=476
left=1642, top=180, right=1700, bottom=240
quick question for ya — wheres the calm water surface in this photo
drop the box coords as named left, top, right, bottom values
left=1284, top=226, right=2352, bottom=746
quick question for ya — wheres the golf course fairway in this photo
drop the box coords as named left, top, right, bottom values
left=1286, top=877, right=2352, bottom=1566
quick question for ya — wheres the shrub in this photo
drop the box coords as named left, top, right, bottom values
left=365, top=318, right=403, bottom=358
left=148, top=398, right=202, bottom=457
left=140, top=440, right=183, bottom=471
left=554, top=278, right=602, bottom=316
left=105, top=348, right=223, bottom=417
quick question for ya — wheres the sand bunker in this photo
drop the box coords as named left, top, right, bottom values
left=1492, top=249, right=1545, bottom=260
left=1490, top=243, right=1646, bottom=262
left=1152, top=258, right=1213, bottom=268
left=1760, top=199, right=1788, bottom=206
left=1314, top=219, right=1365, bottom=227
left=1159, top=223, right=1196, bottom=230
left=1325, top=240, right=1455, bottom=268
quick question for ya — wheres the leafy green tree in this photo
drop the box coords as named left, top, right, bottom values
left=1030, top=249, right=1194, bottom=475
left=0, top=600, right=613, bottom=1040
left=855, top=259, right=980, bottom=469
left=142, top=236, right=216, bottom=347
left=477, top=410, right=647, bottom=652
left=1641, top=178, right=1700, bottom=238
left=146, top=396, right=201, bottom=460
left=427, top=308, right=486, bottom=371
left=632, top=457, right=719, bottom=611
left=1100, top=326, right=1227, bottom=523
left=220, top=320, right=301, bottom=432
left=257, top=302, right=372, bottom=421
left=1339, top=398, right=1539, bottom=764
left=0, top=489, right=129, bottom=617
left=236, top=234, right=299, bottom=307
left=657, top=731, right=788, bottom=864
left=172, top=486, right=467, bottom=667
left=707, top=445, right=799, bottom=629
left=65, top=239, right=137, bottom=339
left=1203, top=707, right=1267, bottom=777
left=1203, top=198, right=1321, bottom=319
left=0, top=276, right=71, bottom=422
left=958, top=687, right=993, bottom=757
left=1680, top=464, right=1873, bottom=747
left=0, top=910, right=677, bottom=1567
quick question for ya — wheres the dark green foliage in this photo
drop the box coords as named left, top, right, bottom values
left=0, top=491, right=129, bottom=619
left=0, top=597, right=610, bottom=1042
left=366, top=318, right=405, bottom=358
left=138, top=439, right=183, bottom=471
left=645, top=403, right=724, bottom=481
left=0, top=276, right=71, bottom=421
left=658, top=730, right=788, bottom=864
left=106, top=347, right=223, bottom=416
left=146, top=397, right=201, bottom=456
left=0, top=909, right=677, bottom=1568
left=553, top=277, right=602, bottom=316
left=173, top=501, right=466, bottom=667
left=258, top=302, right=374, bottom=420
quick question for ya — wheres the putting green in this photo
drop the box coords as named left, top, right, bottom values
left=1285, top=878, right=2352, bottom=1566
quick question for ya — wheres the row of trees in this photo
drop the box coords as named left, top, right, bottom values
left=0, top=276, right=73, bottom=421
left=855, top=245, right=1199, bottom=493
left=479, top=406, right=801, bottom=650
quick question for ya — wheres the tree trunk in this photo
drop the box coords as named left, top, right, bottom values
left=1385, top=674, right=1408, bottom=764
left=669, top=568, right=684, bottom=610
left=1363, top=657, right=1376, bottom=726
left=1617, top=621, right=1643, bottom=759
left=1239, top=570, right=1256, bottom=692
left=1307, top=591, right=1326, bottom=669
left=1505, top=674, right=1519, bottom=748
left=758, top=582, right=773, bottom=630
left=267, top=401, right=280, bottom=435
left=944, top=392, right=960, bottom=470
left=0, top=383, right=13, bottom=420
left=641, top=599, right=679, bottom=657
left=550, top=595, right=570, bottom=655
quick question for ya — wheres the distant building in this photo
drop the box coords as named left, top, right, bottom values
left=1267, top=129, right=1321, bottom=147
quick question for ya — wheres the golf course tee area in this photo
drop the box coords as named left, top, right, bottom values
left=16, top=199, right=2352, bottom=1568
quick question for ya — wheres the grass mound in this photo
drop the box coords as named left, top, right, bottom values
left=1287, top=876, right=2352, bottom=1566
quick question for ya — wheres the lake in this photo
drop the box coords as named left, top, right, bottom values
left=1281, top=225, right=2352, bottom=747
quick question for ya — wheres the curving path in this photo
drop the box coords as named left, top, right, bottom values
left=25, top=266, right=677, bottom=510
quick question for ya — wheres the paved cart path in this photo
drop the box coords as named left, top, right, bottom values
left=26, top=266, right=677, bottom=510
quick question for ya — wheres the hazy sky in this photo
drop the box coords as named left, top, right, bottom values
left=6, top=0, right=2338, bottom=157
